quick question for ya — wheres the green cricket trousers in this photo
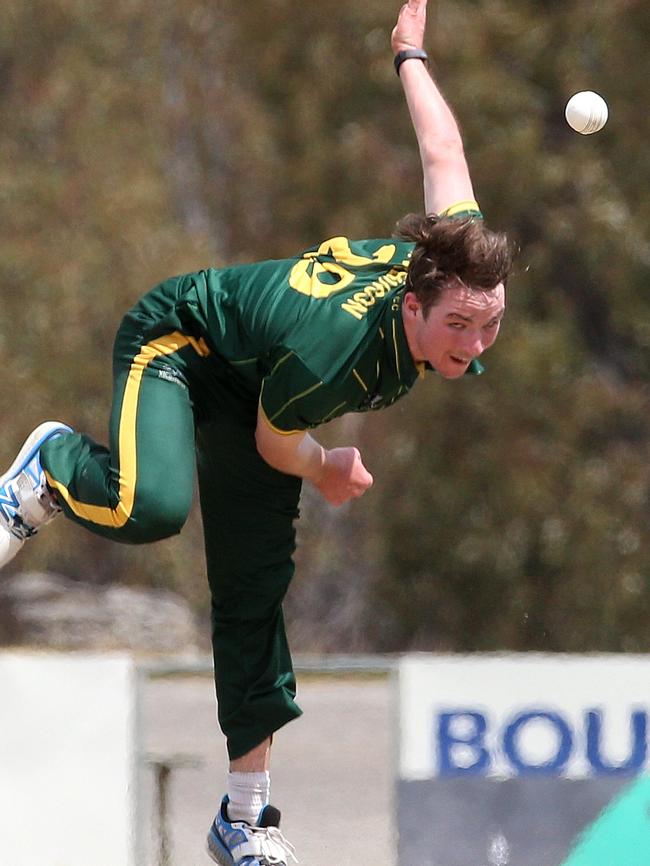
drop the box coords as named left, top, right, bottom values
left=40, top=299, right=304, bottom=759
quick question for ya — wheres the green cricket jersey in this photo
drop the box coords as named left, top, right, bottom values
left=132, top=231, right=483, bottom=434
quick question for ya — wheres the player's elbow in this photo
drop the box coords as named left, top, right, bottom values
left=255, top=431, right=276, bottom=468
left=255, top=424, right=287, bottom=471
left=420, top=137, right=467, bottom=173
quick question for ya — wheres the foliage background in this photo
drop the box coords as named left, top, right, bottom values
left=2, top=0, right=649, bottom=652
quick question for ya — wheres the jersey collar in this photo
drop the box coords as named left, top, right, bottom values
left=382, top=291, right=421, bottom=389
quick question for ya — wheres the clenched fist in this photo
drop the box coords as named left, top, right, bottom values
left=313, top=447, right=373, bottom=507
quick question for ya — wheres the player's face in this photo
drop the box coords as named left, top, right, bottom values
left=402, top=282, right=505, bottom=379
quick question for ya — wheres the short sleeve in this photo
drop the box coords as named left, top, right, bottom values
left=440, top=200, right=484, bottom=220
left=259, top=352, right=326, bottom=434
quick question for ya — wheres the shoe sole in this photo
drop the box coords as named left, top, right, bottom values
left=206, top=829, right=235, bottom=866
left=0, top=421, right=72, bottom=490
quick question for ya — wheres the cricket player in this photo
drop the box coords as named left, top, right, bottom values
left=0, top=2, right=511, bottom=863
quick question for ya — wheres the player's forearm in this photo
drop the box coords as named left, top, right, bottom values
left=401, top=61, right=464, bottom=159
left=275, top=432, right=326, bottom=482
left=255, top=425, right=326, bottom=482
left=398, top=58, right=474, bottom=213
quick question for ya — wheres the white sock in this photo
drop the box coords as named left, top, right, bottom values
left=226, top=771, right=270, bottom=825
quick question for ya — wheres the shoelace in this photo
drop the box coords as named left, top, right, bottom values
left=7, top=489, right=55, bottom=541
left=249, top=824, right=299, bottom=864
left=8, top=516, right=38, bottom=540
left=12, top=474, right=61, bottom=537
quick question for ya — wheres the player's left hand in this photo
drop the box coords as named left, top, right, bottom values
left=391, top=0, right=428, bottom=55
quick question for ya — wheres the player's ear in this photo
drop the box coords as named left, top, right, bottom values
left=402, top=291, right=422, bottom=319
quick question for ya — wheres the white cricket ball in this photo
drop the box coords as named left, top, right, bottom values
left=565, top=91, right=608, bottom=135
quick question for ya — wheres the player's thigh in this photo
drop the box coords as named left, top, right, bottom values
left=108, top=355, right=196, bottom=537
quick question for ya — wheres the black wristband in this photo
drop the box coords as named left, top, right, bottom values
left=394, top=49, right=429, bottom=76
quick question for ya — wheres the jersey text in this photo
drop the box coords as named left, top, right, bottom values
left=341, top=268, right=407, bottom=320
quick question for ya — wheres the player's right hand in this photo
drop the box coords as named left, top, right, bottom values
left=391, top=0, right=427, bottom=55
left=314, top=447, right=373, bottom=507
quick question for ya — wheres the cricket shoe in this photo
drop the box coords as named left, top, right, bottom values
left=0, top=421, right=73, bottom=568
left=207, top=795, right=298, bottom=866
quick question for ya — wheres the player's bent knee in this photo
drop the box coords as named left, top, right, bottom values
left=122, top=511, right=188, bottom=544
left=123, top=491, right=191, bottom=543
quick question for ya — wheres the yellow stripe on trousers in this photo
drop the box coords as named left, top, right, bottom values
left=47, top=331, right=210, bottom=528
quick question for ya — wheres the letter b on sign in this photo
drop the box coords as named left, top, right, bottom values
left=438, top=712, right=490, bottom=776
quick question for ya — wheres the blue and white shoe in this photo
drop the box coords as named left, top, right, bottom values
left=0, top=421, right=73, bottom=568
left=207, top=796, right=298, bottom=866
